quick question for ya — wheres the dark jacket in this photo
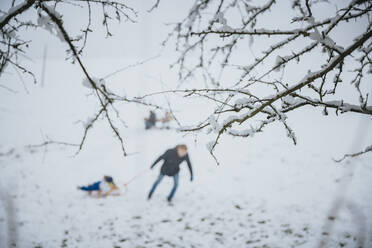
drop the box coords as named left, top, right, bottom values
left=149, top=112, right=156, bottom=124
left=151, top=148, right=193, bottom=177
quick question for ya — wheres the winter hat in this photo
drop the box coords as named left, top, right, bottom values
left=104, top=176, right=113, bottom=183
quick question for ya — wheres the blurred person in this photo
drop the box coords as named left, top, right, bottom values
left=160, top=112, right=174, bottom=129
left=144, top=110, right=157, bottom=130
left=148, top=144, right=193, bottom=202
left=77, top=175, right=119, bottom=197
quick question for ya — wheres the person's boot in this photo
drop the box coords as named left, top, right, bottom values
left=167, top=196, right=172, bottom=202
left=147, top=193, right=152, bottom=200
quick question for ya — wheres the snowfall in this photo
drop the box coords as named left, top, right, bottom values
left=0, top=55, right=371, bottom=248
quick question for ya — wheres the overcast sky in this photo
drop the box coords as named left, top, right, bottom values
left=1, top=0, right=365, bottom=62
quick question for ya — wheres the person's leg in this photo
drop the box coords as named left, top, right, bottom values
left=145, top=120, right=151, bottom=129
left=168, top=173, right=179, bottom=201
left=148, top=174, right=164, bottom=199
left=79, top=182, right=100, bottom=191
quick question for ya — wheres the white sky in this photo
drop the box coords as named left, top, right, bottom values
left=0, top=0, right=364, bottom=61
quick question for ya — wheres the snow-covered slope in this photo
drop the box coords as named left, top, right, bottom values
left=0, top=59, right=371, bottom=247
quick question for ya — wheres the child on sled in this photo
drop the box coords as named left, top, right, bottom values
left=77, top=175, right=120, bottom=197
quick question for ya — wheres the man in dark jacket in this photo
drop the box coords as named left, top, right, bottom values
left=148, top=144, right=193, bottom=202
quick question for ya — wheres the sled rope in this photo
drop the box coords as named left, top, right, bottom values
left=121, top=168, right=149, bottom=194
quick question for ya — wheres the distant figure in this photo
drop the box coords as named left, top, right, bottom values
left=148, top=144, right=193, bottom=202
left=160, top=112, right=174, bottom=129
left=144, top=111, right=157, bottom=130
left=78, top=176, right=120, bottom=197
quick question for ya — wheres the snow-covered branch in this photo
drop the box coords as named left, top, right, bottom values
left=39, top=3, right=129, bottom=156
left=162, top=0, right=372, bottom=160
left=334, top=144, right=372, bottom=162
left=0, top=0, right=35, bottom=29
left=0, top=1, right=152, bottom=156
left=191, top=29, right=310, bottom=37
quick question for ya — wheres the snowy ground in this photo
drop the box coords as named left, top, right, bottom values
left=1, top=59, right=372, bottom=247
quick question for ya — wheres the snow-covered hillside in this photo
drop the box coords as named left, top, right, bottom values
left=0, top=59, right=371, bottom=247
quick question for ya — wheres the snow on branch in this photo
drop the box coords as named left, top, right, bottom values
left=160, top=0, right=372, bottom=161
left=0, top=0, right=35, bottom=29
left=191, top=28, right=311, bottom=37
left=199, top=28, right=370, bottom=153
left=334, top=144, right=372, bottom=162
left=0, top=0, right=156, bottom=156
